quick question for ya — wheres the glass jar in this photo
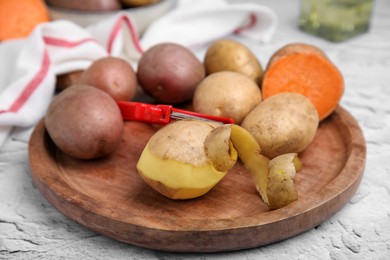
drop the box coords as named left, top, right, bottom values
left=299, top=0, right=374, bottom=42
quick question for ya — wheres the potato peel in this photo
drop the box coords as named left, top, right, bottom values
left=136, top=120, right=300, bottom=208
left=206, top=124, right=300, bottom=209
left=204, top=125, right=237, bottom=172
left=267, top=153, right=300, bottom=209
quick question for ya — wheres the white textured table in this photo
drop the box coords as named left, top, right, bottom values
left=1, top=0, right=390, bottom=259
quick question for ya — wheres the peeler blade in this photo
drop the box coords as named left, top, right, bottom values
left=117, top=101, right=234, bottom=125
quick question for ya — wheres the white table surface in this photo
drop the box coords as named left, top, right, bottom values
left=1, top=0, right=390, bottom=259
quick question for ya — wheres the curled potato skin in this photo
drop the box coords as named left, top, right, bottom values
left=267, top=153, right=300, bottom=209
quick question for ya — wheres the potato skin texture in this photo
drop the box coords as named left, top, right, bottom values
left=137, top=43, right=205, bottom=104
left=45, top=0, right=121, bottom=11
left=241, top=92, right=319, bottom=159
left=136, top=120, right=225, bottom=200
left=193, top=71, right=262, bottom=124
left=79, top=57, right=137, bottom=101
left=56, top=70, right=83, bottom=91
left=45, top=85, right=124, bottom=159
left=148, top=120, right=219, bottom=166
left=204, top=39, right=263, bottom=85
left=122, top=0, right=160, bottom=7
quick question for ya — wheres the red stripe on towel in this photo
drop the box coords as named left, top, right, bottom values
left=43, top=36, right=98, bottom=47
left=234, top=13, right=257, bottom=34
left=0, top=36, right=97, bottom=115
left=0, top=50, right=50, bottom=114
left=107, top=15, right=144, bottom=54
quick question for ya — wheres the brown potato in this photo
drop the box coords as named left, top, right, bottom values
left=79, top=57, right=137, bottom=101
left=45, top=85, right=124, bottom=159
left=204, top=39, right=263, bottom=85
left=122, top=0, right=160, bottom=7
left=192, top=71, right=262, bottom=124
left=241, top=92, right=319, bottom=159
left=137, top=120, right=226, bottom=200
left=55, top=70, right=83, bottom=91
left=137, top=43, right=205, bottom=104
left=46, top=0, right=122, bottom=11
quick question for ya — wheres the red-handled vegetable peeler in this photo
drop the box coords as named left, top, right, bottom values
left=117, top=101, right=234, bottom=125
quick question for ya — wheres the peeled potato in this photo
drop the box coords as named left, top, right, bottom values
left=136, top=120, right=229, bottom=200
left=137, top=120, right=300, bottom=209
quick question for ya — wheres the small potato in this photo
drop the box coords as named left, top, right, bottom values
left=193, top=71, right=262, bottom=124
left=137, top=43, right=205, bottom=104
left=55, top=70, right=83, bottom=91
left=204, top=39, right=263, bottom=85
left=46, top=0, right=122, bottom=11
left=122, top=0, right=160, bottom=7
left=241, top=92, right=319, bottom=159
left=79, top=57, right=137, bottom=101
left=45, top=85, right=124, bottom=159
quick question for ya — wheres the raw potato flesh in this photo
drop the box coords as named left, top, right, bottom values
left=137, top=120, right=300, bottom=209
left=137, top=120, right=229, bottom=200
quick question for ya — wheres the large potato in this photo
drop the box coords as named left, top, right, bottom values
left=193, top=71, right=262, bottom=124
left=79, top=57, right=137, bottom=101
left=137, top=120, right=229, bottom=200
left=204, top=39, right=263, bottom=85
left=137, top=43, right=205, bottom=104
left=241, top=92, right=319, bottom=159
left=45, top=85, right=124, bottom=159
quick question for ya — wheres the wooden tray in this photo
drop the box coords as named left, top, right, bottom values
left=28, top=106, right=366, bottom=252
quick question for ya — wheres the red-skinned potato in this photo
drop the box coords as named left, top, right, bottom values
left=55, top=70, right=83, bottom=91
left=137, top=43, right=205, bottom=104
left=79, top=57, right=137, bottom=101
left=45, top=85, right=124, bottom=159
left=45, top=0, right=121, bottom=11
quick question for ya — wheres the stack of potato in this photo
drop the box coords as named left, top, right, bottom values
left=46, top=39, right=344, bottom=210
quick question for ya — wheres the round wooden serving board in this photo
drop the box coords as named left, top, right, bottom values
left=28, top=106, right=366, bottom=252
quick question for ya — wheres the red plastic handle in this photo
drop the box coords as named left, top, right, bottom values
left=117, top=101, right=234, bottom=125
left=117, top=101, right=172, bottom=124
